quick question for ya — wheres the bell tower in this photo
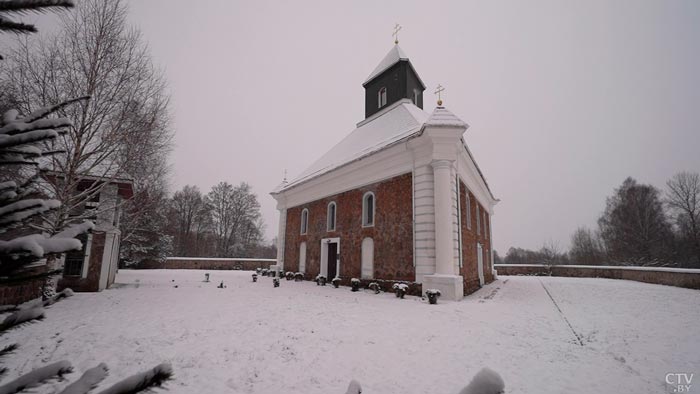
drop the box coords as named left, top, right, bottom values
left=362, top=42, right=426, bottom=119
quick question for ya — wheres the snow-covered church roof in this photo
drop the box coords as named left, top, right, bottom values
left=274, top=99, right=429, bottom=193
left=363, top=45, right=425, bottom=88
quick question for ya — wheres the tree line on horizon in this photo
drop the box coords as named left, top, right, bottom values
left=161, top=183, right=276, bottom=261
left=496, top=172, right=700, bottom=268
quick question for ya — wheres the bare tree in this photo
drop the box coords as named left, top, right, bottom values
left=207, top=182, right=262, bottom=257
left=598, top=177, right=674, bottom=266
left=170, top=185, right=211, bottom=256
left=569, top=226, right=605, bottom=265
left=666, top=171, right=700, bottom=266
left=1, top=0, right=171, bottom=235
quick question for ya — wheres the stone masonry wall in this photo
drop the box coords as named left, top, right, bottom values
left=284, top=173, right=414, bottom=281
left=494, top=264, right=700, bottom=290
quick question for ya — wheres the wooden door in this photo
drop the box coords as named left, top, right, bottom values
left=327, top=243, right=338, bottom=279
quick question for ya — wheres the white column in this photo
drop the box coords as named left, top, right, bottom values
left=276, top=208, right=287, bottom=270
left=432, top=159, right=455, bottom=274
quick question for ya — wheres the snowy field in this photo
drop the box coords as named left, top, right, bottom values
left=2, top=269, right=699, bottom=394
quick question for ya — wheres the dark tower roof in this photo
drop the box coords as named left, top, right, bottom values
left=362, top=45, right=426, bottom=119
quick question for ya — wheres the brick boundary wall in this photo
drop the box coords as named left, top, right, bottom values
left=161, top=258, right=278, bottom=271
left=494, top=264, right=700, bottom=290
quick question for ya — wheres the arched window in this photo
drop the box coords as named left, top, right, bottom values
left=361, top=237, right=374, bottom=279
left=476, top=204, right=481, bottom=235
left=299, top=242, right=307, bottom=273
left=327, top=202, right=336, bottom=232
left=362, top=192, right=375, bottom=227
left=484, top=212, right=488, bottom=239
left=300, top=208, right=308, bottom=235
left=465, top=190, right=472, bottom=230
left=378, top=87, right=387, bottom=108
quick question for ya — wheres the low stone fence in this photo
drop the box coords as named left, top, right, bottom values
left=161, top=257, right=278, bottom=271
left=494, top=264, right=700, bottom=290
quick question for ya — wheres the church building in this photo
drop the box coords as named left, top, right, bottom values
left=270, top=41, right=498, bottom=300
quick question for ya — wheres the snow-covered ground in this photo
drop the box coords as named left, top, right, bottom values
left=2, top=270, right=699, bottom=393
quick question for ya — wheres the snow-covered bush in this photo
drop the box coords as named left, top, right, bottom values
left=294, top=272, right=304, bottom=282
left=350, top=278, right=361, bottom=292
left=261, top=269, right=269, bottom=277
left=393, top=283, right=409, bottom=299
left=217, top=281, right=226, bottom=288
left=252, top=273, right=258, bottom=282
left=315, top=274, right=326, bottom=286
left=255, top=267, right=262, bottom=274
left=331, top=277, right=341, bottom=288
left=425, top=289, right=441, bottom=304
left=204, top=273, right=210, bottom=282
left=273, top=278, right=280, bottom=288
left=368, top=282, right=380, bottom=294
left=285, top=271, right=294, bottom=281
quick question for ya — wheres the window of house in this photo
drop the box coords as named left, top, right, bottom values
left=413, top=89, right=419, bottom=105
left=361, top=237, right=374, bottom=279
left=63, top=233, right=88, bottom=276
left=378, top=87, right=387, bottom=108
left=465, top=190, right=472, bottom=230
left=299, top=242, right=307, bottom=273
left=362, top=192, right=375, bottom=227
left=476, top=204, right=481, bottom=235
left=484, top=212, right=488, bottom=239
left=300, top=209, right=308, bottom=235
left=327, top=202, right=336, bottom=232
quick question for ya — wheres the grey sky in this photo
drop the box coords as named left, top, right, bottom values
left=104, top=1, right=700, bottom=253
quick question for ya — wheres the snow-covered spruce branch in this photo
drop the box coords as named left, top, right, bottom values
left=0, top=305, right=44, bottom=333
left=0, top=221, right=93, bottom=257
left=0, top=361, right=72, bottom=394
left=97, top=363, right=173, bottom=394
left=58, top=363, right=108, bottom=394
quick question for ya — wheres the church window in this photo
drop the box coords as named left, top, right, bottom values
left=465, top=190, right=472, bottom=230
left=378, top=87, right=387, bottom=108
left=299, top=242, right=307, bottom=273
left=484, top=212, right=488, bottom=239
left=361, top=237, right=374, bottom=279
left=362, top=192, right=375, bottom=227
left=300, top=208, right=309, bottom=235
left=477, top=204, right=481, bottom=235
left=327, top=202, right=336, bottom=232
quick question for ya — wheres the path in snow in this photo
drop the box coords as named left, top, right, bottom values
left=1, top=270, right=698, bottom=394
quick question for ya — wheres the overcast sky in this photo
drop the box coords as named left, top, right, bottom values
left=106, top=1, right=699, bottom=253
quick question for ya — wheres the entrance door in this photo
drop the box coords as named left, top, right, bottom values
left=327, top=242, right=338, bottom=279
left=477, top=243, right=484, bottom=286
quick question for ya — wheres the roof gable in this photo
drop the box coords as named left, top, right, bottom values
left=275, top=100, right=429, bottom=193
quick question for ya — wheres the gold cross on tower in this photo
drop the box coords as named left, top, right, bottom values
left=392, top=23, right=402, bottom=44
left=434, top=84, right=445, bottom=106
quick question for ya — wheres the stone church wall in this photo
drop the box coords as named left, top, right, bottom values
left=284, top=173, right=414, bottom=282
left=459, top=180, right=494, bottom=295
